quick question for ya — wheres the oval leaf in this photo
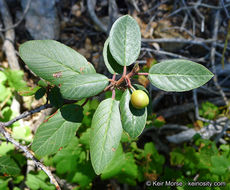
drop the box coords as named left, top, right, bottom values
left=32, top=105, right=83, bottom=156
left=148, top=59, right=214, bottom=92
left=48, top=86, right=64, bottom=108
left=90, top=98, right=122, bottom=174
left=35, top=87, right=46, bottom=100
left=109, top=15, right=141, bottom=66
left=120, top=89, right=147, bottom=138
left=103, top=38, right=123, bottom=74
left=19, top=40, right=96, bottom=85
left=0, top=156, right=20, bottom=175
left=60, top=73, right=109, bottom=100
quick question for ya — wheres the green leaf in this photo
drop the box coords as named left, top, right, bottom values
left=133, top=84, right=149, bottom=94
left=90, top=98, right=122, bottom=174
left=19, top=40, right=96, bottom=85
left=148, top=59, right=214, bottom=92
left=4, top=70, right=27, bottom=91
left=53, top=137, right=80, bottom=174
left=38, top=80, right=48, bottom=88
left=32, top=105, right=83, bottom=156
left=12, top=125, right=32, bottom=142
left=60, top=73, right=109, bottom=100
left=35, top=87, right=46, bottom=100
left=0, top=142, right=14, bottom=156
left=0, top=178, right=10, bottom=190
left=79, top=128, right=91, bottom=149
left=103, top=38, right=123, bottom=74
left=0, top=71, right=7, bottom=84
left=18, top=86, right=40, bottom=96
left=211, top=155, right=230, bottom=175
left=0, top=84, right=11, bottom=102
left=48, top=86, right=64, bottom=108
left=0, top=156, right=20, bottom=175
left=120, top=89, right=147, bottom=138
left=25, top=171, right=55, bottom=190
left=101, top=145, right=138, bottom=185
left=109, top=15, right=141, bottom=66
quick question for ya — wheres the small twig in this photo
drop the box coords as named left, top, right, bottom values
left=193, top=89, right=214, bottom=124
left=108, top=0, right=118, bottom=32
left=5, top=104, right=52, bottom=127
left=137, top=73, right=149, bottom=76
left=112, top=89, right=115, bottom=99
left=215, top=119, right=230, bottom=143
left=157, top=97, right=225, bottom=119
left=221, top=0, right=230, bottom=18
left=81, top=98, right=89, bottom=107
left=210, top=5, right=229, bottom=107
left=0, top=0, right=20, bottom=70
left=141, top=48, right=205, bottom=62
left=86, top=0, right=107, bottom=33
left=0, top=92, right=12, bottom=111
left=221, top=19, right=230, bottom=68
left=162, top=26, right=195, bottom=38
left=181, top=0, right=196, bottom=34
left=0, top=0, right=31, bottom=32
left=0, top=123, right=60, bottom=190
left=115, top=65, right=127, bottom=86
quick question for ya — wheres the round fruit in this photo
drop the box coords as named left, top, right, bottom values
left=131, top=90, right=149, bottom=109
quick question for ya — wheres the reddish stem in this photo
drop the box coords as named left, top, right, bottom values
left=125, top=76, right=132, bottom=88
left=112, top=89, right=116, bottom=99
left=123, top=65, right=127, bottom=76
left=137, top=72, right=149, bottom=76
left=81, top=98, right=89, bottom=107
left=112, top=73, right=116, bottom=80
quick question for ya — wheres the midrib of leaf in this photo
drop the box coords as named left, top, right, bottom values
left=123, top=18, right=127, bottom=66
left=35, top=52, right=81, bottom=75
left=150, top=73, right=212, bottom=77
left=64, top=78, right=108, bottom=88
left=34, top=120, right=70, bottom=153
left=98, top=100, right=114, bottom=166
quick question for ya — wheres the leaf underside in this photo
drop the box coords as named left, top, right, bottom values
left=90, top=98, right=123, bottom=175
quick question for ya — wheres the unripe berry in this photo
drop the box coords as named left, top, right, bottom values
left=131, top=90, right=149, bottom=109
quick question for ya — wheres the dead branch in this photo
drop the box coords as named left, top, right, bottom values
left=0, top=0, right=20, bottom=70
left=210, top=3, right=229, bottom=107
left=0, top=103, right=60, bottom=189
left=0, top=0, right=31, bottom=32
left=165, top=117, right=229, bottom=144
left=0, top=122, right=61, bottom=190
left=157, top=97, right=225, bottom=119
left=87, top=0, right=107, bottom=33
left=141, top=47, right=206, bottom=62
left=108, top=0, right=118, bottom=32
left=193, top=89, right=214, bottom=124
left=5, top=104, right=52, bottom=127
